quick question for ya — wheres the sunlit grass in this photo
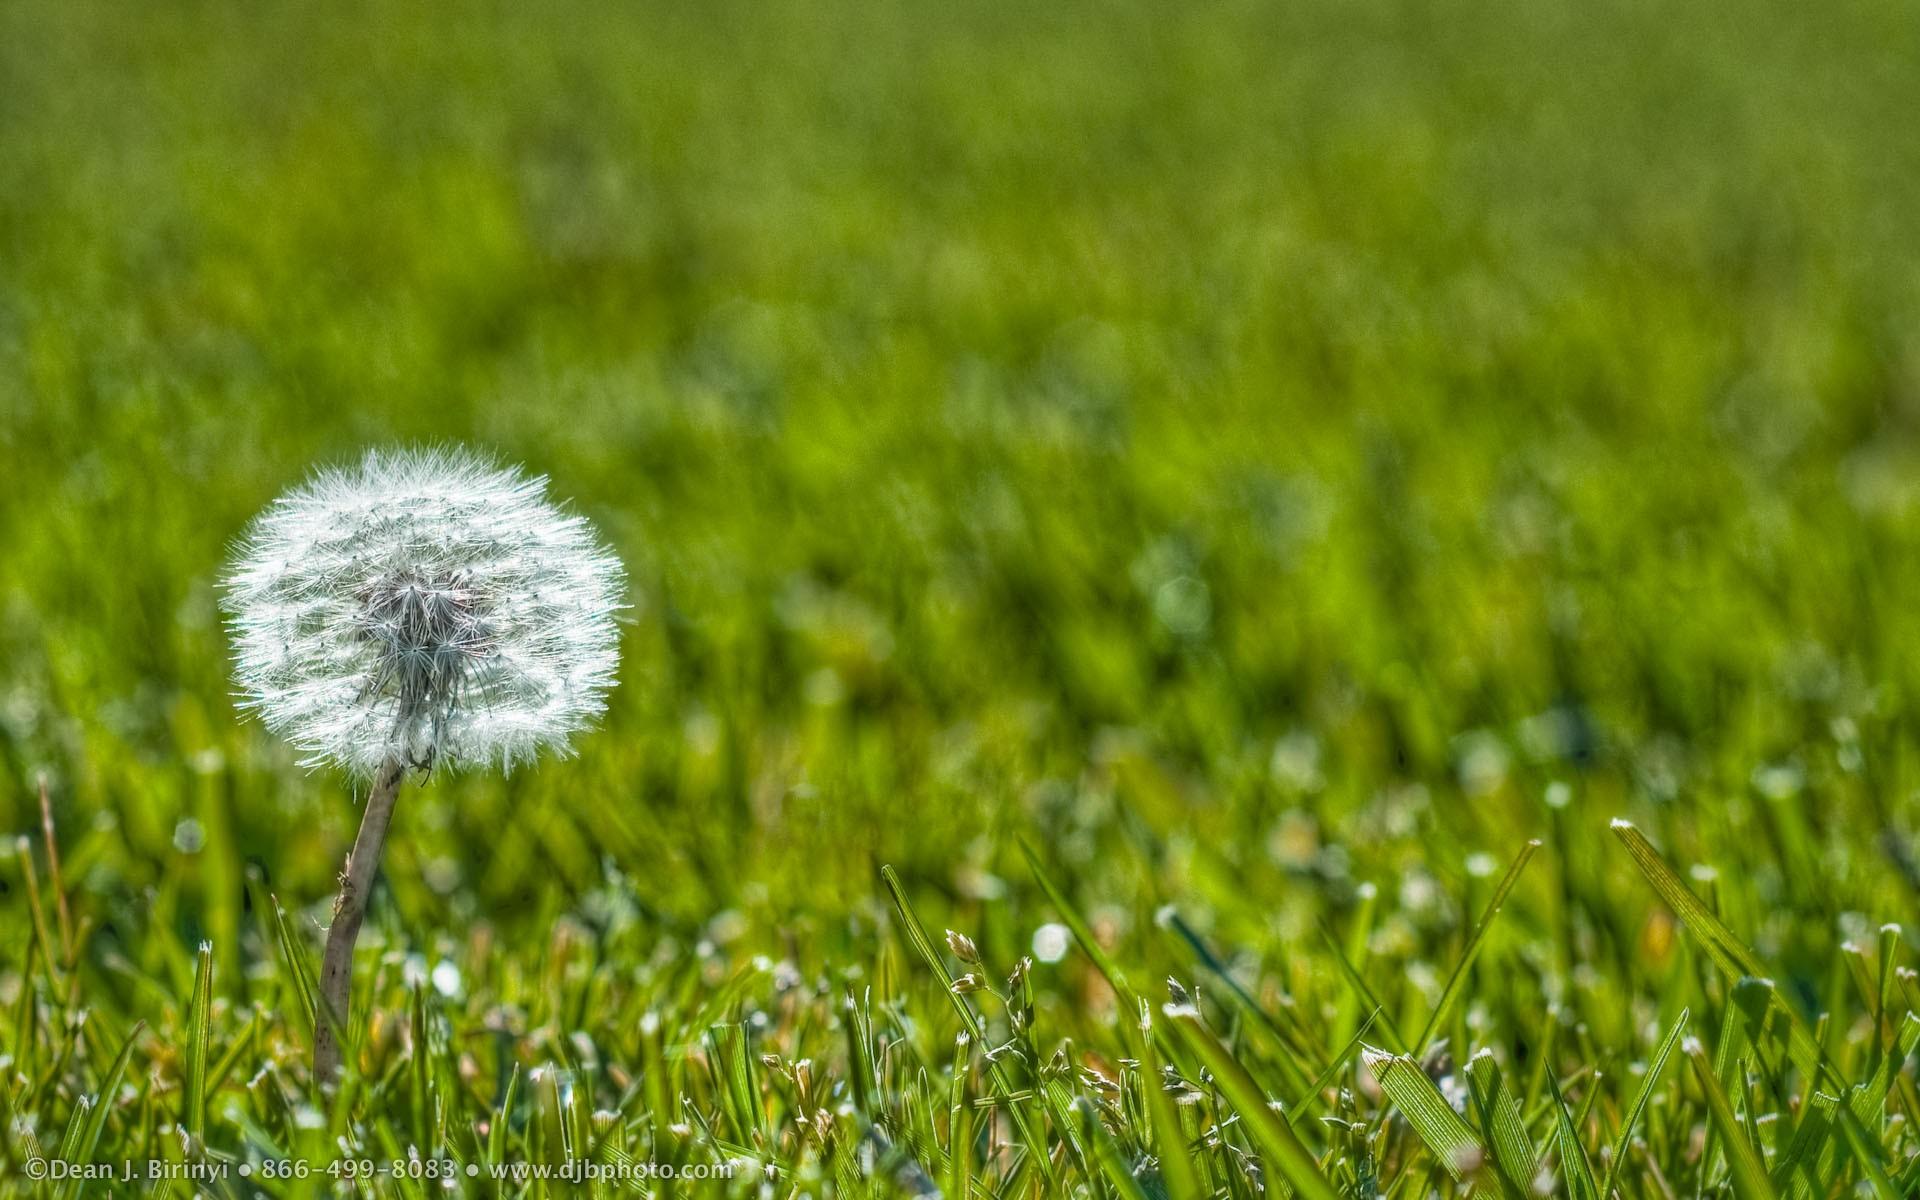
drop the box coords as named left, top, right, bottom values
left=5, top=0, right=1920, bottom=1194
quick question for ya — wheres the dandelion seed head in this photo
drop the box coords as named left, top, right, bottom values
left=222, top=446, right=625, bottom=775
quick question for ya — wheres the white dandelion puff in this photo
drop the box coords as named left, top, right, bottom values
left=222, top=446, right=625, bottom=776
left=221, top=445, right=624, bottom=1082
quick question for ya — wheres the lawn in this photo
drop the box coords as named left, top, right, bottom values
left=4, top=0, right=1920, bottom=1195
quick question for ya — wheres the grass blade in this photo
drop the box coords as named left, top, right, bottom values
left=1317, top=923, right=1410, bottom=1053
left=1686, top=1039, right=1777, bottom=1200
left=1598, top=1005, right=1688, bottom=1200
left=1161, top=905, right=1318, bottom=1088
left=1830, top=1101, right=1899, bottom=1200
left=59, top=1021, right=144, bottom=1200
left=1546, top=1067, right=1598, bottom=1200
left=1465, top=1049, right=1537, bottom=1198
left=53, top=1091, right=88, bottom=1168
left=1363, top=1044, right=1486, bottom=1181
left=1077, top=1096, right=1151, bottom=1200
left=948, top=1035, right=977, bottom=1200
left=1164, top=1004, right=1341, bottom=1200
left=882, top=865, right=1055, bottom=1189
left=265, top=891, right=319, bottom=1040
left=1611, top=821, right=1839, bottom=1091
left=1140, top=1005, right=1204, bottom=1200
left=1021, top=839, right=1131, bottom=999
left=1413, top=840, right=1540, bottom=1054
left=184, top=940, right=213, bottom=1148
left=1292, top=1008, right=1383, bottom=1126
left=488, top=1061, right=520, bottom=1173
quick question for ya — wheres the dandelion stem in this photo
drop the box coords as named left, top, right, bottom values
left=314, top=756, right=406, bottom=1084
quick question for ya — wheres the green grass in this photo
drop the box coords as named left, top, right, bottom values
left=5, top=0, right=1920, bottom=1194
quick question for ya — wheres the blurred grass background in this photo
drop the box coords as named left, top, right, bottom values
left=4, top=0, right=1920, bottom=1187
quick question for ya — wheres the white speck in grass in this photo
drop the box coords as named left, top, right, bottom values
left=431, top=960, right=462, bottom=998
left=172, top=818, right=205, bottom=854
left=1270, top=729, right=1325, bottom=792
left=570, top=1032, right=599, bottom=1067
left=1378, top=782, right=1429, bottom=837
left=1465, top=851, right=1499, bottom=878
left=1269, top=809, right=1320, bottom=868
left=1399, top=870, right=1440, bottom=915
left=683, top=708, right=721, bottom=755
left=423, top=856, right=462, bottom=895
left=1153, top=575, right=1211, bottom=636
left=222, top=446, right=625, bottom=776
left=1032, top=923, right=1071, bottom=963
left=1752, top=762, right=1804, bottom=800
left=709, top=909, right=748, bottom=944
left=1454, top=730, right=1510, bottom=797
left=959, top=869, right=1008, bottom=900
left=1544, top=781, right=1571, bottom=809
left=803, top=667, right=845, bottom=707
left=1318, top=842, right=1352, bottom=878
